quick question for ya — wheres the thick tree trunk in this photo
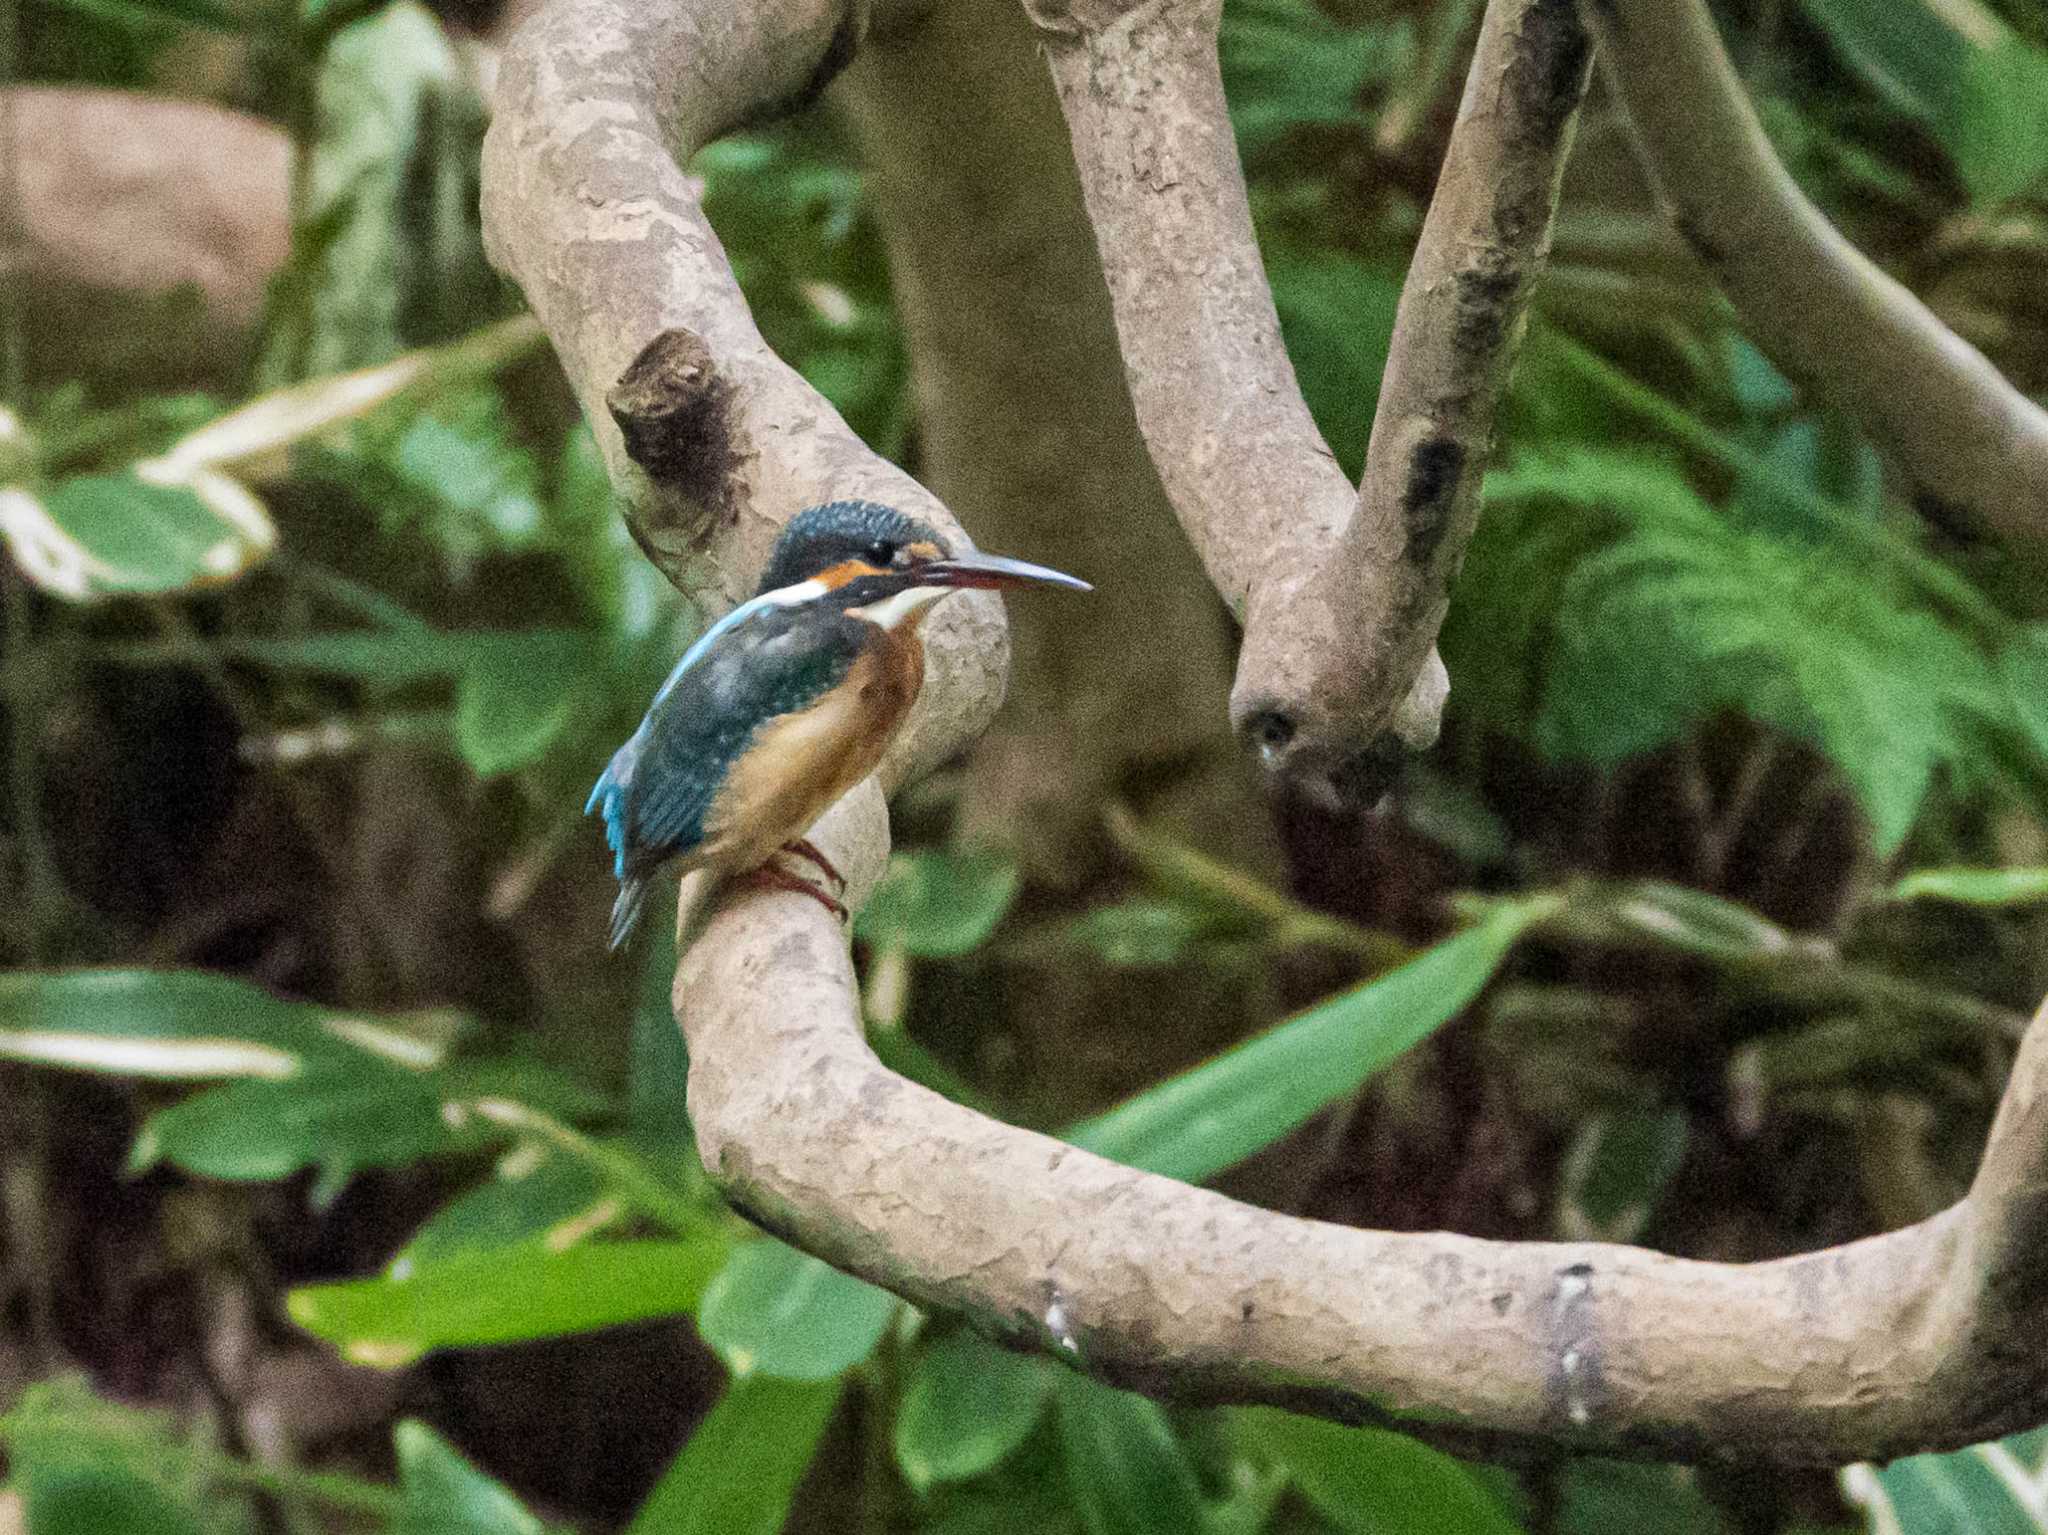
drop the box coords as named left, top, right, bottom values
left=832, top=0, right=1274, bottom=893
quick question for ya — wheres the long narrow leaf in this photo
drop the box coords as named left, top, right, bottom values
left=1066, top=899, right=1548, bottom=1183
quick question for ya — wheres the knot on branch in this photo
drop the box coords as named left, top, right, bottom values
left=607, top=328, right=747, bottom=535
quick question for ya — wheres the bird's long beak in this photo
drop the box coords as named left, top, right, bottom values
left=917, top=552, right=1091, bottom=592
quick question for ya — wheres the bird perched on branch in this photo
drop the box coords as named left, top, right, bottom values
left=589, top=499, right=1089, bottom=947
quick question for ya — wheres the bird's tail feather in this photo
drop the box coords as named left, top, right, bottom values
left=609, top=875, right=654, bottom=951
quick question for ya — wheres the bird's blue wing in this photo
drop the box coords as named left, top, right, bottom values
left=589, top=604, right=867, bottom=884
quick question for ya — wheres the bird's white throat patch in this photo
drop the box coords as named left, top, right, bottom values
left=850, top=584, right=952, bottom=631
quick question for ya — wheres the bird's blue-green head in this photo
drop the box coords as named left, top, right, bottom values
left=756, top=500, right=1090, bottom=626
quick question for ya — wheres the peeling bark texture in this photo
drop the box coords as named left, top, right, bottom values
left=680, top=858, right=2048, bottom=1465
left=1027, top=0, right=1586, bottom=803
left=1578, top=0, right=2048, bottom=559
left=480, top=0, right=1007, bottom=796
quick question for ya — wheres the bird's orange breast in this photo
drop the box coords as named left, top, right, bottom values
left=692, top=627, right=923, bottom=874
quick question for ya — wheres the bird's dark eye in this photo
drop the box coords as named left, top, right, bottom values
left=868, top=541, right=896, bottom=566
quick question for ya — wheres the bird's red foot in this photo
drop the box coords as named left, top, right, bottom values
left=739, top=860, right=848, bottom=921
left=781, top=838, right=846, bottom=891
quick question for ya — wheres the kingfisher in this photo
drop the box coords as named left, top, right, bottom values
left=589, top=499, right=1089, bottom=947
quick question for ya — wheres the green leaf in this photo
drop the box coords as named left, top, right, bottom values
left=1464, top=449, right=2002, bottom=855
left=391, top=1420, right=544, bottom=1535
left=30, top=0, right=247, bottom=34
left=3, top=473, right=272, bottom=601
left=0, top=968, right=448, bottom=1080
left=1889, top=867, right=2048, bottom=908
left=2002, top=631, right=2048, bottom=759
left=393, top=1152, right=615, bottom=1268
left=1559, top=1460, right=1728, bottom=1535
left=856, top=851, right=1021, bottom=958
left=1233, top=1407, right=1523, bottom=1535
left=1844, top=1428, right=2048, bottom=1534
left=455, top=631, right=586, bottom=777
left=1270, top=256, right=1405, bottom=481
left=131, top=1057, right=605, bottom=1199
left=1221, top=0, right=1413, bottom=155
left=288, top=1238, right=729, bottom=1369
left=622, top=1377, right=842, bottom=1535
left=1057, top=900, right=1223, bottom=970
left=629, top=918, right=694, bottom=1152
left=895, top=1331, right=1053, bottom=1491
left=1558, top=1107, right=1690, bottom=1244
left=697, top=1239, right=898, bottom=1381
left=134, top=1068, right=458, bottom=1189
left=1801, top=0, right=2048, bottom=206
left=1054, top=1373, right=1209, bottom=1535
left=23, top=1468, right=205, bottom=1535
left=1067, top=899, right=1546, bottom=1183
left=256, top=1, right=487, bottom=382
left=1954, top=38, right=2048, bottom=205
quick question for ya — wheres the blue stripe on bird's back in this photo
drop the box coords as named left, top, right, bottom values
left=588, top=736, right=641, bottom=879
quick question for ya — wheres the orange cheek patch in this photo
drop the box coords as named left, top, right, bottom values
left=817, top=559, right=887, bottom=590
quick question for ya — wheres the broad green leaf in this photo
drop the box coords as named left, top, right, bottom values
left=134, top=1068, right=467, bottom=1191
left=455, top=631, right=585, bottom=777
left=0, top=968, right=446, bottom=1079
left=856, top=851, right=1021, bottom=958
left=1574, top=881, right=1795, bottom=962
left=3, top=473, right=272, bottom=601
left=1889, top=867, right=2048, bottom=907
left=288, top=1238, right=729, bottom=1369
left=1067, top=899, right=1547, bottom=1183
left=1844, top=1427, right=2048, bottom=1535
left=697, top=1239, right=898, bottom=1380
left=1221, top=1, right=1413, bottom=155
left=1233, top=1407, right=1523, bottom=1535
left=131, top=1056, right=606, bottom=1200
left=162, top=316, right=542, bottom=470
left=895, top=1331, right=1053, bottom=1491
left=1054, top=1373, right=1208, bottom=1535
left=391, top=1420, right=544, bottom=1535
left=393, top=1151, right=614, bottom=1268
left=622, top=1377, right=842, bottom=1535
left=23, top=1468, right=205, bottom=1535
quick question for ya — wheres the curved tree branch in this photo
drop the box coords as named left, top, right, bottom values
left=486, top=0, right=2048, bottom=1468
left=1025, top=0, right=1589, bottom=802
left=1577, top=0, right=2048, bottom=557
left=480, top=0, right=1008, bottom=792
left=680, top=854, right=2048, bottom=1465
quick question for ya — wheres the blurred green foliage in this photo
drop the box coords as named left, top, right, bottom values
left=3, top=0, right=2048, bottom=1531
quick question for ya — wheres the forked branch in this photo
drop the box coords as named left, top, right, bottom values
left=483, top=0, right=2048, bottom=1465
left=1027, top=0, right=1590, bottom=802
